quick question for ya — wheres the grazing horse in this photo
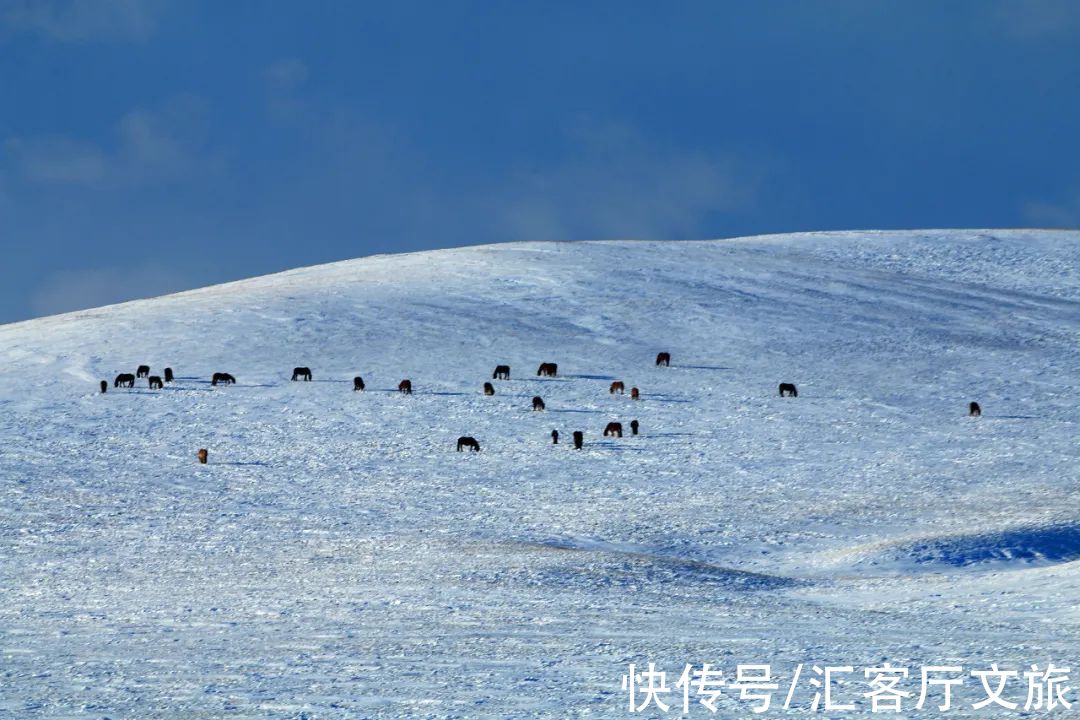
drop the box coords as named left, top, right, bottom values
left=483, top=382, right=495, bottom=396
left=164, top=367, right=174, bottom=383
left=551, top=429, right=559, bottom=444
left=398, top=379, right=413, bottom=394
left=656, top=352, right=671, bottom=367
left=197, top=448, right=208, bottom=464
left=148, top=376, right=164, bottom=389
left=353, top=376, right=365, bottom=391
left=457, top=436, right=481, bottom=452
left=610, top=381, right=625, bottom=394
left=292, top=367, right=312, bottom=381
left=630, top=387, right=640, bottom=400
left=114, top=373, right=135, bottom=388
left=100, top=380, right=108, bottom=394
left=492, top=365, right=511, bottom=380
left=211, top=372, right=235, bottom=386
left=969, top=401, right=982, bottom=417
left=537, top=362, right=558, bottom=377
left=779, top=382, right=798, bottom=397
left=572, top=431, right=584, bottom=449
left=630, top=419, right=639, bottom=435
left=532, top=396, right=546, bottom=411
left=136, top=365, right=151, bottom=378
left=604, top=422, right=623, bottom=438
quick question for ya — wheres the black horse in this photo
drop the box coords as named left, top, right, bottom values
left=99, top=380, right=108, bottom=393
left=163, top=367, right=174, bottom=383
left=492, top=365, right=511, bottom=380
left=572, top=431, right=584, bottom=449
left=292, top=367, right=312, bottom=381
left=656, top=352, right=671, bottom=367
left=353, top=376, right=365, bottom=391
left=398, top=379, right=413, bottom=394
left=532, top=396, right=546, bottom=411
left=969, top=401, right=982, bottom=417
left=136, top=365, right=150, bottom=378
left=779, top=382, right=798, bottom=397
left=114, top=373, right=135, bottom=388
left=630, top=419, right=639, bottom=435
left=483, top=382, right=495, bottom=396
left=537, top=362, right=558, bottom=377
left=212, top=372, right=236, bottom=386
left=604, top=422, right=623, bottom=438
left=551, top=429, right=559, bottom=444
left=148, top=376, right=164, bottom=389
left=457, top=436, right=481, bottom=452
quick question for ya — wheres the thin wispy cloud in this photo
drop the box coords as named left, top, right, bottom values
left=1024, top=189, right=1080, bottom=228
left=1, top=0, right=167, bottom=42
left=4, top=94, right=219, bottom=189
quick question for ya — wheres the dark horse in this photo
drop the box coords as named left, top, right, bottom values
left=604, top=422, right=623, bottom=438
left=212, top=372, right=236, bottom=386
left=630, top=419, right=639, bottom=435
left=537, top=362, right=558, bottom=377
left=779, top=382, right=798, bottom=397
left=609, top=381, right=625, bottom=394
left=398, top=379, right=413, bottom=394
left=99, top=380, right=108, bottom=393
left=197, top=448, right=208, bottom=464
left=551, top=429, right=559, bottom=444
left=136, top=365, right=151, bottom=378
left=148, top=376, right=164, bottom=389
left=114, top=373, right=135, bottom=388
left=483, top=382, right=495, bottom=396
left=969, top=401, right=981, bottom=417
left=457, top=436, right=481, bottom=452
left=353, top=376, right=365, bottom=392
left=630, top=387, right=640, bottom=400
left=656, top=352, right=671, bottom=367
left=164, top=367, right=174, bottom=383
left=572, top=431, right=584, bottom=449
left=292, top=367, right=312, bottom=381
left=492, top=365, right=511, bottom=380
left=532, top=396, right=546, bottom=411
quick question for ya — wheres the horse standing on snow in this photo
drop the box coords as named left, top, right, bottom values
left=572, top=431, right=584, bottom=449
left=969, top=401, right=981, bottom=417
left=483, top=382, right=495, bottom=396
left=164, top=367, right=174, bottom=383
left=114, top=373, right=135, bottom=388
left=292, top=367, right=312, bottom=381
left=537, top=362, right=558, bottom=377
left=492, top=365, right=511, bottom=380
left=779, top=383, right=798, bottom=397
left=656, top=352, right=671, bottom=367
left=353, top=376, right=365, bottom=391
left=630, top=387, right=640, bottom=400
left=99, top=380, right=108, bottom=393
left=136, top=365, right=150, bottom=378
left=610, top=381, right=625, bottom=394
left=604, top=422, right=623, bottom=438
left=532, top=396, right=546, bottom=411
left=148, top=376, right=164, bottom=389
left=457, top=436, right=481, bottom=452
left=211, top=372, right=235, bottom=386
left=398, top=379, right=413, bottom=394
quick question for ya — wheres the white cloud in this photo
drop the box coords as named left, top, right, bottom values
left=493, top=120, right=763, bottom=241
left=1023, top=189, right=1080, bottom=228
left=30, top=261, right=194, bottom=317
left=4, top=94, right=218, bottom=188
left=1, top=0, right=167, bottom=42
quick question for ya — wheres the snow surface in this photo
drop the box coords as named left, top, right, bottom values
left=1, top=230, right=1078, bottom=718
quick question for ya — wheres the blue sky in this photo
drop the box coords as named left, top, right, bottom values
left=2, top=0, right=1079, bottom=322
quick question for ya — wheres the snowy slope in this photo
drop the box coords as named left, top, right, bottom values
left=1, top=230, right=1078, bottom=718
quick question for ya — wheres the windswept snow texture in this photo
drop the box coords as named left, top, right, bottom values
left=1, top=230, right=1078, bottom=718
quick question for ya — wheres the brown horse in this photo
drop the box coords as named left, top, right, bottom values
left=353, top=376, right=365, bottom=391
left=212, top=372, right=235, bottom=386
left=197, top=448, right=208, bottom=464
left=532, top=396, right=546, bottom=411
left=604, top=422, right=623, bottom=438
left=457, top=436, right=481, bottom=452
left=610, top=381, right=625, bottom=394
left=537, top=362, right=558, bottom=377
left=572, top=431, right=584, bottom=449
left=163, top=367, right=174, bottom=382
left=630, top=387, right=640, bottom=400
left=148, top=376, right=164, bottom=389
left=100, top=380, right=108, bottom=393
left=292, top=367, right=312, bottom=381
left=114, top=373, right=135, bottom=388
left=136, top=365, right=150, bottom=378
left=483, top=382, right=495, bottom=396
left=656, top=352, right=671, bottom=367
left=779, top=382, right=798, bottom=397
left=492, top=365, right=511, bottom=380
left=398, top=379, right=413, bottom=394
left=969, top=401, right=981, bottom=417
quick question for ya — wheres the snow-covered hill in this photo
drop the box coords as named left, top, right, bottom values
left=2, top=230, right=1078, bottom=718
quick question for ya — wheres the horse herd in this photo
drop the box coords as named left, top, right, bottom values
left=100, top=351, right=983, bottom=462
